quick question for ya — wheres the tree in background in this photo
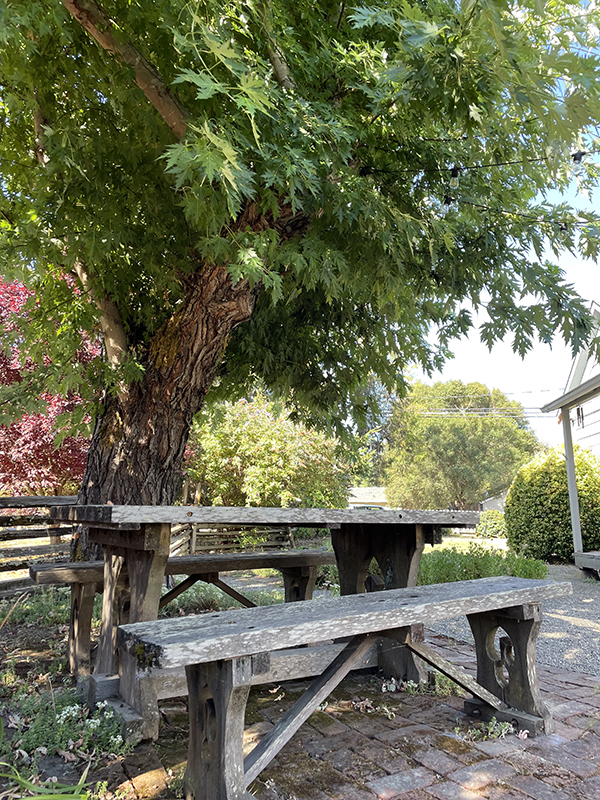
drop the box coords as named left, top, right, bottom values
left=184, top=395, right=351, bottom=507
left=385, top=381, right=540, bottom=509
left=1, top=1, right=600, bottom=521
left=0, top=280, right=90, bottom=495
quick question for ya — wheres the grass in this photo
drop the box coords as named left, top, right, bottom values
left=158, top=582, right=284, bottom=617
left=418, top=543, right=547, bottom=585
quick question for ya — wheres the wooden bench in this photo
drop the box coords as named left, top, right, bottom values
left=116, top=576, right=570, bottom=799
left=30, top=549, right=336, bottom=675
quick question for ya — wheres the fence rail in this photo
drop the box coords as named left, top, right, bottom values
left=0, top=498, right=296, bottom=600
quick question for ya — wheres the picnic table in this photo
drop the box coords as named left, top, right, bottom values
left=51, top=504, right=479, bottom=680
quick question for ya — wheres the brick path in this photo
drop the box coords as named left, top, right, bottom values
left=93, top=631, right=600, bottom=800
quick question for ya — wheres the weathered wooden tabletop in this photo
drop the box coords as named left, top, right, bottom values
left=51, top=504, right=480, bottom=529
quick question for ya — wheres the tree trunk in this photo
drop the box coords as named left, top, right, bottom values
left=74, top=264, right=257, bottom=559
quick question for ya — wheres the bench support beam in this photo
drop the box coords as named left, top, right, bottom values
left=244, top=632, right=378, bottom=787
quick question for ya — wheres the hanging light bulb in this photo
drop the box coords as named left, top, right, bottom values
left=449, top=165, right=460, bottom=189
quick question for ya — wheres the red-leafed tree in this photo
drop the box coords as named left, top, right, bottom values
left=0, top=279, right=91, bottom=496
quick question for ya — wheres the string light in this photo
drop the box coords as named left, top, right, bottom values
left=359, top=148, right=598, bottom=178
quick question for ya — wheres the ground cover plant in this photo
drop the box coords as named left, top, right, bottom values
left=0, top=593, right=132, bottom=797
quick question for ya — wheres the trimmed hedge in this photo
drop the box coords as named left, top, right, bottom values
left=505, top=446, right=600, bottom=562
left=475, top=509, right=507, bottom=539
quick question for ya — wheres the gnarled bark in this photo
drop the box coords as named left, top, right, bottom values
left=76, top=264, right=257, bottom=557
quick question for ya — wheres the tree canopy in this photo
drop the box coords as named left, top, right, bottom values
left=1, top=0, right=600, bottom=512
left=184, top=394, right=351, bottom=507
left=385, top=381, right=540, bottom=509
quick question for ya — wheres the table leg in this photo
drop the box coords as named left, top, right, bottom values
left=93, top=523, right=171, bottom=679
left=125, top=523, right=171, bottom=622
left=332, top=523, right=428, bottom=682
left=96, top=547, right=126, bottom=674
left=331, top=526, right=373, bottom=594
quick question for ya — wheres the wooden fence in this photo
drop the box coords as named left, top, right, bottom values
left=0, top=496, right=77, bottom=599
left=0, top=497, right=295, bottom=600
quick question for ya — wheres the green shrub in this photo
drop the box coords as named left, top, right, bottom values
left=505, top=446, right=600, bottom=562
left=476, top=510, right=507, bottom=539
left=417, top=544, right=546, bottom=584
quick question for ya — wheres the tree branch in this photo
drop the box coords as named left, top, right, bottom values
left=267, top=45, right=295, bottom=90
left=257, top=0, right=295, bottom=90
left=72, top=259, right=128, bottom=370
left=62, top=0, right=189, bottom=138
left=33, top=102, right=50, bottom=166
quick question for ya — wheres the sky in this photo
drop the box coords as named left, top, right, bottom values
left=420, top=187, right=600, bottom=450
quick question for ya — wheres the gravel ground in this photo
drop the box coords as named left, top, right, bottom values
left=429, top=563, right=600, bottom=676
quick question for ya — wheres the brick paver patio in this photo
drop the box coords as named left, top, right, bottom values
left=88, top=631, right=600, bottom=799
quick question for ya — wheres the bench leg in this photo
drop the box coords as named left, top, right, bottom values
left=68, top=581, right=97, bottom=676
left=467, top=603, right=552, bottom=734
left=185, top=657, right=253, bottom=800
left=281, top=566, right=317, bottom=601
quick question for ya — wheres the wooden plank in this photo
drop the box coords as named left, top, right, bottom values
left=52, top=504, right=480, bottom=528
left=167, top=550, right=336, bottom=574
left=0, top=516, right=53, bottom=527
left=30, top=562, right=105, bottom=584
left=118, top=577, right=572, bottom=669
left=0, top=496, right=77, bottom=508
left=149, top=642, right=380, bottom=701
left=0, top=526, right=74, bottom=541
left=29, top=549, right=337, bottom=586
left=244, top=633, right=378, bottom=785
left=0, top=557, right=69, bottom=573
left=51, top=505, right=138, bottom=527
left=0, top=543, right=71, bottom=559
